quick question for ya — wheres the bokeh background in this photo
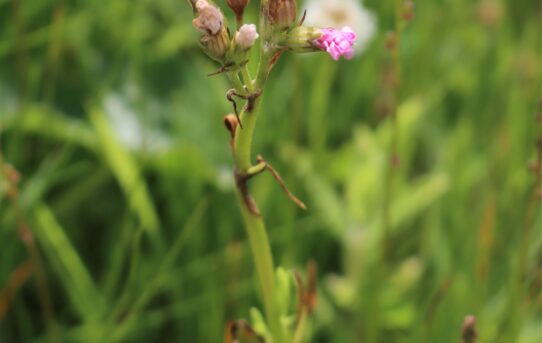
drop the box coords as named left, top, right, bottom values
left=1, top=0, right=541, bottom=342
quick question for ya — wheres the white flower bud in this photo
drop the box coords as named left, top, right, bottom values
left=235, top=24, right=259, bottom=50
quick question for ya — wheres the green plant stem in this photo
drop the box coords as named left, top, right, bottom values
left=227, top=3, right=287, bottom=341
left=234, top=187, right=284, bottom=342
left=232, top=100, right=285, bottom=343
left=381, top=0, right=405, bottom=261
left=231, top=57, right=286, bottom=343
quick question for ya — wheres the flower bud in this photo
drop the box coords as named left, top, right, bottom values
left=226, top=0, right=250, bottom=20
left=235, top=24, right=259, bottom=50
left=268, top=0, right=297, bottom=28
left=279, top=26, right=322, bottom=53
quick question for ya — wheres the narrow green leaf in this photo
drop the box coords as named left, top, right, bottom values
left=32, top=204, right=104, bottom=321
left=88, top=106, right=162, bottom=247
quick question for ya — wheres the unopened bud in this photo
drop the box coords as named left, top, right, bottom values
left=227, top=0, right=249, bottom=20
left=235, top=24, right=259, bottom=50
left=279, top=26, right=322, bottom=53
left=269, top=0, right=297, bottom=28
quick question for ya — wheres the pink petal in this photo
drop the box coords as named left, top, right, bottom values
left=313, top=27, right=358, bottom=61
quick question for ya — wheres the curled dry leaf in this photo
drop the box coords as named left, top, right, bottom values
left=294, top=260, right=318, bottom=321
left=224, top=320, right=266, bottom=343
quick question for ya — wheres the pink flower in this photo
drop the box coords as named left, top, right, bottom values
left=313, top=27, right=357, bottom=61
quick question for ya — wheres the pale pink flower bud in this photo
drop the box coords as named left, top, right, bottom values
left=313, top=27, right=357, bottom=61
left=235, top=24, right=259, bottom=50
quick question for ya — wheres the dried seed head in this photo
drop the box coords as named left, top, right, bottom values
left=190, top=1, right=231, bottom=61
left=192, top=5, right=224, bottom=35
left=199, top=27, right=230, bottom=60
left=269, top=0, right=297, bottom=28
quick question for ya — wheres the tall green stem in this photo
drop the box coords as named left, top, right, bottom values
left=234, top=186, right=283, bottom=342
left=232, top=97, right=285, bottom=343
left=227, top=2, right=286, bottom=341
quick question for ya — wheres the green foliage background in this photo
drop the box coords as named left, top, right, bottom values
left=0, top=0, right=541, bottom=342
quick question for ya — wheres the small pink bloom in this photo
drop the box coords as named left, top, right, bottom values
left=313, top=27, right=357, bottom=61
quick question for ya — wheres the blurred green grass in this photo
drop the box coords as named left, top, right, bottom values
left=0, top=0, right=541, bottom=342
